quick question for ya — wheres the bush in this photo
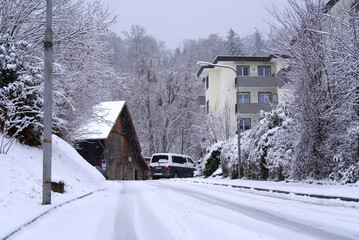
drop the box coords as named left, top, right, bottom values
left=230, top=164, right=238, bottom=179
left=203, top=149, right=221, bottom=177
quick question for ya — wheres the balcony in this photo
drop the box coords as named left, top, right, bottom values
left=237, top=76, right=280, bottom=88
left=237, top=103, right=272, bottom=114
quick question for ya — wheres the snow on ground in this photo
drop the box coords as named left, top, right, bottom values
left=0, top=135, right=110, bottom=239
left=1, top=135, right=359, bottom=240
left=15, top=180, right=358, bottom=240
left=183, top=177, right=359, bottom=200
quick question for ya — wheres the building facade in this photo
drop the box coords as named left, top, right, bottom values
left=75, top=101, right=149, bottom=180
left=197, top=56, right=289, bottom=135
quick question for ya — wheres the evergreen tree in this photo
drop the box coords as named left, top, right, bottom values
left=224, top=28, right=243, bottom=56
left=252, top=29, right=266, bottom=56
left=0, top=33, right=43, bottom=150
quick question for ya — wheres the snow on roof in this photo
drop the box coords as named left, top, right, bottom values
left=78, top=101, right=126, bottom=140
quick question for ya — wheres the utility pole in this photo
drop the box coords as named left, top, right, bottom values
left=43, top=0, right=53, bottom=205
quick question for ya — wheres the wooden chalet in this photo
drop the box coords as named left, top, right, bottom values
left=75, top=101, right=149, bottom=180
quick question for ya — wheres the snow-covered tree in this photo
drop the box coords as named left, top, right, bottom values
left=224, top=28, right=243, bottom=56
left=242, top=29, right=268, bottom=57
left=268, top=0, right=359, bottom=180
left=0, top=33, right=43, bottom=151
left=205, top=100, right=236, bottom=145
left=1, top=0, right=117, bottom=143
left=252, top=29, right=267, bottom=56
left=104, top=25, right=206, bottom=158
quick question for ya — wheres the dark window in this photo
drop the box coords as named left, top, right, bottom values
left=258, top=92, right=272, bottom=103
left=206, top=100, right=209, bottom=114
left=206, top=76, right=209, bottom=89
left=238, top=92, right=250, bottom=103
left=187, top=157, right=195, bottom=164
left=239, top=118, right=251, bottom=130
left=172, top=156, right=186, bottom=164
left=237, top=66, right=250, bottom=76
left=258, top=66, right=271, bottom=76
left=151, top=155, right=168, bottom=163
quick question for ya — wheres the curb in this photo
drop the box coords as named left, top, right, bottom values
left=3, top=187, right=107, bottom=240
left=184, top=180, right=359, bottom=203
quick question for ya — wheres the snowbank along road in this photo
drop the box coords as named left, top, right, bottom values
left=11, top=180, right=359, bottom=240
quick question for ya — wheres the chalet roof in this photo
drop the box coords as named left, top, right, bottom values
left=77, top=101, right=126, bottom=140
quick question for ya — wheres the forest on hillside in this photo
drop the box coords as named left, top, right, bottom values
left=1, top=0, right=358, bottom=182
left=0, top=0, right=268, bottom=158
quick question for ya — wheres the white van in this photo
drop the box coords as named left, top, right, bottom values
left=149, top=153, right=197, bottom=179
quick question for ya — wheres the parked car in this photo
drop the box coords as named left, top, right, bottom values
left=149, top=153, right=197, bottom=179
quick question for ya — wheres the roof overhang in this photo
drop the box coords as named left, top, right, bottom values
left=197, top=65, right=214, bottom=78
left=213, top=55, right=274, bottom=64
left=196, top=55, right=275, bottom=78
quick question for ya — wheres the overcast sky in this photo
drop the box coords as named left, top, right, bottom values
left=103, top=0, right=290, bottom=49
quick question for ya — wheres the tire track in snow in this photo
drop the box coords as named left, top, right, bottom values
left=112, top=182, right=174, bottom=240
left=149, top=181, right=356, bottom=240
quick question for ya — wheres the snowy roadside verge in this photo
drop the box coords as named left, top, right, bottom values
left=3, top=188, right=108, bottom=240
left=177, top=178, right=359, bottom=207
left=0, top=135, right=110, bottom=239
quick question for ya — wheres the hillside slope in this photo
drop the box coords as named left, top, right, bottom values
left=0, top=135, right=108, bottom=238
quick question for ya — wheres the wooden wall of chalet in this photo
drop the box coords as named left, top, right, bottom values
left=106, top=105, right=149, bottom=180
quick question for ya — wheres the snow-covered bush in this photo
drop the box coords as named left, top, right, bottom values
left=220, top=135, right=238, bottom=179
left=201, top=141, right=224, bottom=178
left=0, top=33, right=43, bottom=151
left=242, top=104, right=296, bottom=181
left=202, top=104, right=295, bottom=180
left=203, top=149, right=221, bottom=178
left=337, top=164, right=359, bottom=184
left=329, top=154, right=359, bottom=184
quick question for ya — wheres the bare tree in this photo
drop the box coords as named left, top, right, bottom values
left=1, top=0, right=118, bottom=143
left=268, top=0, right=359, bottom=180
left=205, top=100, right=236, bottom=145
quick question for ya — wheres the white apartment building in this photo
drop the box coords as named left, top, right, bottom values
left=197, top=55, right=290, bottom=135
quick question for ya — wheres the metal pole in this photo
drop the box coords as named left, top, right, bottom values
left=236, top=73, right=241, bottom=179
left=43, top=0, right=53, bottom=205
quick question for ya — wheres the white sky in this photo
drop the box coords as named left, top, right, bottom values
left=103, top=0, right=290, bottom=49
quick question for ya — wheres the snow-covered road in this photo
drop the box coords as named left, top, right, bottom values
left=11, top=180, right=359, bottom=240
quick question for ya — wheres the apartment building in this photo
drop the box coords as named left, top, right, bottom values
left=197, top=55, right=289, bottom=135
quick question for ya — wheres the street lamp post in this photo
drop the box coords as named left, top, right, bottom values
left=197, top=61, right=241, bottom=179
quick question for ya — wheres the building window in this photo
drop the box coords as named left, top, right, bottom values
left=258, top=92, right=278, bottom=103
left=206, top=100, right=209, bottom=114
left=258, top=66, right=271, bottom=76
left=272, top=94, right=278, bottom=103
left=237, top=66, right=250, bottom=76
left=258, top=92, right=272, bottom=103
left=239, top=118, right=251, bottom=130
left=206, top=76, right=209, bottom=90
left=238, top=92, right=250, bottom=103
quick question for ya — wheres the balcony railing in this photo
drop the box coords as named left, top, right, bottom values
left=237, top=76, right=280, bottom=88
left=237, top=103, right=273, bottom=114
